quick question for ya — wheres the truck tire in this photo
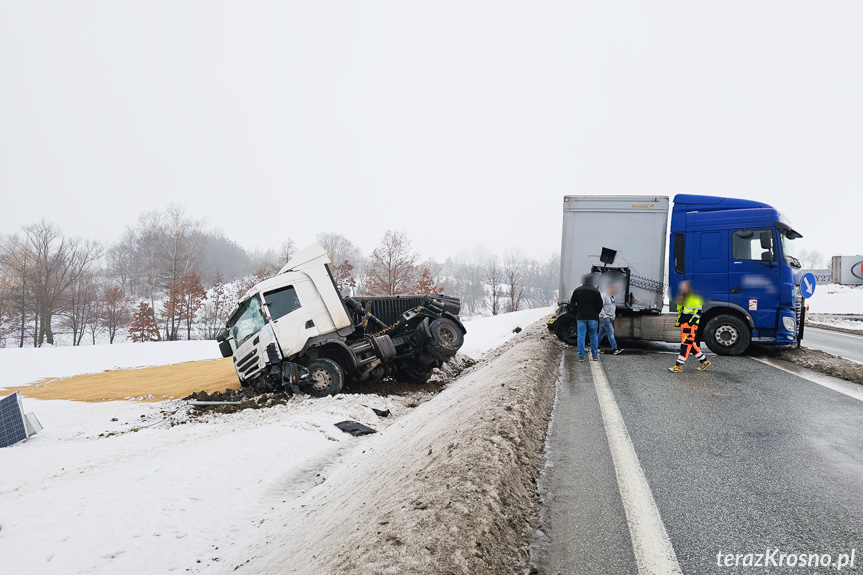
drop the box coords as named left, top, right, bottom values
left=304, top=358, right=344, bottom=397
left=703, top=314, right=751, bottom=356
left=396, top=364, right=434, bottom=384
left=427, top=318, right=465, bottom=361
left=553, top=314, right=579, bottom=346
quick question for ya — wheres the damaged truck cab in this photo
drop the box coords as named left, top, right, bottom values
left=217, top=244, right=466, bottom=396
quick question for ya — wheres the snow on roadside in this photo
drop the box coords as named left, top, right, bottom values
left=0, top=310, right=547, bottom=575
left=806, top=284, right=863, bottom=314
left=0, top=340, right=221, bottom=388
left=807, top=316, right=863, bottom=333
left=459, top=306, right=553, bottom=359
left=212, top=318, right=561, bottom=575
left=0, top=393, right=414, bottom=575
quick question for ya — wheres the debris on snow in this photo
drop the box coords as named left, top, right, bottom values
left=334, top=421, right=377, bottom=436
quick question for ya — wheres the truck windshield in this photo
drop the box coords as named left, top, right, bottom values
left=780, top=230, right=802, bottom=268
left=226, top=295, right=266, bottom=346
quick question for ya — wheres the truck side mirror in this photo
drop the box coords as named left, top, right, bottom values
left=218, top=340, right=233, bottom=358
left=760, top=231, right=773, bottom=250
left=761, top=251, right=774, bottom=263
left=216, top=328, right=230, bottom=343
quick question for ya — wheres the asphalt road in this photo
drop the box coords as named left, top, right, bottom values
left=534, top=349, right=863, bottom=575
left=804, top=327, right=863, bottom=363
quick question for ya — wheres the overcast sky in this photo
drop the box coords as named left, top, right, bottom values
left=1, top=1, right=860, bottom=262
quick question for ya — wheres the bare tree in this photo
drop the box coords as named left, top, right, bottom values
left=504, top=250, right=526, bottom=313
left=133, top=210, right=166, bottom=304
left=87, top=297, right=104, bottom=345
left=200, top=272, right=233, bottom=339
left=525, top=253, right=560, bottom=308
left=159, top=204, right=204, bottom=292
left=10, top=221, right=102, bottom=345
left=365, top=230, right=419, bottom=296
left=0, top=255, right=20, bottom=347
left=318, top=232, right=362, bottom=293
left=798, top=249, right=825, bottom=270
left=101, top=286, right=131, bottom=344
left=63, top=271, right=99, bottom=346
left=178, top=272, right=207, bottom=340
left=484, top=255, right=504, bottom=316
left=280, top=238, right=297, bottom=266
left=107, top=228, right=136, bottom=293
left=0, top=236, right=32, bottom=347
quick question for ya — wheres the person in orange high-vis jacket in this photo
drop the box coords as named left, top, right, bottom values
left=669, top=281, right=711, bottom=373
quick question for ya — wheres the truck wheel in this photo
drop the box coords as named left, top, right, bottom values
left=396, top=365, right=434, bottom=384
left=703, top=314, right=751, bottom=356
left=553, top=315, right=579, bottom=346
left=304, top=358, right=344, bottom=397
left=428, top=318, right=465, bottom=360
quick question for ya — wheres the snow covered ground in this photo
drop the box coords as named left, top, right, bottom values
left=459, top=307, right=553, bottom=358
left=807, top=316, right=863, bottom=333
left=806, top=284, right=863, bottom=315
left=0, top=340, right=222, bottom=388
left=0, top=310, right=550, bottom=575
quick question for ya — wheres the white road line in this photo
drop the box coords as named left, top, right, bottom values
left=589, top=360, right=683, bottom=575
left=750, top=356, right=863, bottom=404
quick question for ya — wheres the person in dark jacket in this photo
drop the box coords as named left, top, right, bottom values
left=570, top=274, right=603, bottom=361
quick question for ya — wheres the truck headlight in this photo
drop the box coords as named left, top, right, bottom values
left=782, top=316, right=796, bottom=332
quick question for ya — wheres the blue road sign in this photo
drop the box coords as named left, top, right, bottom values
left=799, top=272, right=817, bottom=298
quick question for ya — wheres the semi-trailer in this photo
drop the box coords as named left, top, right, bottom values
left=548, top=194, right=806, bottom=355
left=831, top=256, right=863, bottom=285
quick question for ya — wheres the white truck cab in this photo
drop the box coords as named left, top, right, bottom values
left=218, top=243, right=466, bottom=396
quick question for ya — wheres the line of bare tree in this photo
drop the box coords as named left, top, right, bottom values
left=1, top=208, right=561, bottom=347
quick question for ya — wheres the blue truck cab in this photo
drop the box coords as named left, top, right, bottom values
left=669, top=194, right=804, bottom=355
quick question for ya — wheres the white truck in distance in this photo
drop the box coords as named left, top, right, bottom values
left=217, top=244, right=467, bottom=396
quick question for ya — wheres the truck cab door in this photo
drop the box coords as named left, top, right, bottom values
left=692, top=230, right=728, bottom=301
left=262, top=284, right=308, bottom=358
left=728, top=229, right=780, bottom=335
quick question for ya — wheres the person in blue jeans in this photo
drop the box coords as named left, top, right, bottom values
left=597, top=284, right=624, bottom=355
left=569, top=274, right=603, bottom=361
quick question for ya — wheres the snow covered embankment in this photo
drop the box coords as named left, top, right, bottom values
left=220, top=320, right=563, bottom=575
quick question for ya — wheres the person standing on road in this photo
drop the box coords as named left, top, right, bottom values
left=669, top=280, right=711, bottom=373
left=570, top=274, right=603, bottom=362
left=597, top=284, right=623, bottom=355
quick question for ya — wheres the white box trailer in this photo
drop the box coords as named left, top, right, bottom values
left=559, top=196, right=669, bottom=312
left=831, top=256, right=863, bottom=285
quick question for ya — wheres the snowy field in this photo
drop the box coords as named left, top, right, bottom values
left=459, top=306, right=553, bottom=358
left=806, top=284, right=863, bottom=315
left=0, top=340, right=222, bottom=388
left=0, top=308, right=551, bottom=575
left=807, top=316, right=863, bottom=333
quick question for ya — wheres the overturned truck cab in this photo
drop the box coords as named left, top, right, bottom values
left=216, top=244, right=466, bottom=396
